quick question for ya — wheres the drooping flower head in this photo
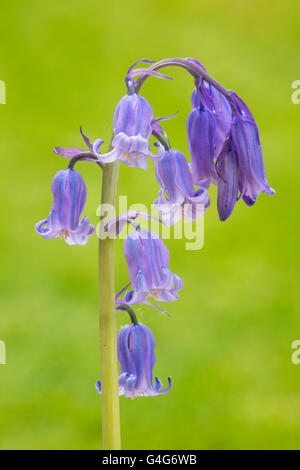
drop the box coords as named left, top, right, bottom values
left=186, top=58, right=274, bottom=220
left=154, top=146, right=210, bottom=225
left=96, top=322, right=171, bottom=398
left=117, top=229, right=183, bottom=305
left=35, top=169, right=95, bottom=245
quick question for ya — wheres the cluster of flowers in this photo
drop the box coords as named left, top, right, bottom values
left=36, top=58, right=274, bottom=398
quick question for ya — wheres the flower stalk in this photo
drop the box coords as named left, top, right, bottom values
left=98, top=160, right=121, bottom=450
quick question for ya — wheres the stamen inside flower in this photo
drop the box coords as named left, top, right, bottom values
left=122, top=151, right=131, bottom=163
left=150, top=289, right=161, bottom=300
left=58, top=229, right=69, bottom=240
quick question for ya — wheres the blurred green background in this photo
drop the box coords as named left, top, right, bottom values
left=0, top=0, right=299, bottom=450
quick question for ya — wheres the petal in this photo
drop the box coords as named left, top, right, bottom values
left=172, top=150, right=196, bottom=198
left=157, top=289, right=180, bottom=302
left=64, top=170, right=87, bottom=230
left=117, top=325, right=136, bottom=377
left=232, top=117, right=275, bottom=200
left=65, top=217, right=95, bottom=245
left=193, top=82, right=232, bottom=158
left=113, top=132, right=149, bottom=154
left=50, top=170, right=77, bottom=229
left=183, top=188, right=210, bottom=222
left=46, top=209, right=62, bottom=231
left=156, top=376, right=172, bottom=395
left=113, top=94, right=153, bottom=139
left=100, top=133, right=150, bottom=169
left=92, top=138, right=104, bottom=155
left=187, top=107, right=216, bottom=186
left=172, top=273, right=184, bottom=292
left=144, top=233, right=171, bottom=288
left=124, top=230, right=153, bottom=291
left=135, top=270, right=148, bottom=292
left=243, top=195, right=256, bottom=206
left=124, top=374, right=138, bottom=398
left=118, top=373, right=130, bottom=395
left=73, top=216, right=95, bottom=236
left=217, top=148, right=239, bottom=221
left=155, top=150, right=185, bottom=205
left=154, top=200, right=184, bottom=226
left=128, top=324, right=156, bottom=393
left=35, top=217, right=59, bottom=240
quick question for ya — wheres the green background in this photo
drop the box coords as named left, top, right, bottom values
left=0, top=0, right=299, bottom=450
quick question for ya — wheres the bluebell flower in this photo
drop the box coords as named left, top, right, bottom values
left=228, top=92, right=275, bottom=206
left=187, top=80, right=232, bottom=188
left=99, top=93, right=158, bottom=170
left=35, top=169, right=95, bottom=245
left=154, top=146, right=210, bottom=225
left=117, top=229, right=183, bottom=305
left=96, top=322, right=171, bottom=398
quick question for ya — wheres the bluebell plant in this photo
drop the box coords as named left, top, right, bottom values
left=36, top=57, right=274, bottom=449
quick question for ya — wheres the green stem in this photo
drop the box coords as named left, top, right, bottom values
left=98, top=160, right=121, bottom=450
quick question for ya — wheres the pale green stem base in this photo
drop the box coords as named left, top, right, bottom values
left=98, top=160, right=121, bottom=450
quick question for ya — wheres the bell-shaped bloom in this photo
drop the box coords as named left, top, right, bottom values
left=187, top=81, right=232, bottom=188
left=187, top=105, right=216, bottom=188
left=216, top=142, right=239, bottom=221
left=99, top=93, right=156, bottom=170
left=118, top=229, right=183, bottom=305
left=154, top=147, right=210, bottom=225
left=228, top=93, right=275, bottom=205
left=191, top=82, right=232, bottom=158
left=35, top=169, right=95, bottom=245
left=96, top=323, right=171, bottom=398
